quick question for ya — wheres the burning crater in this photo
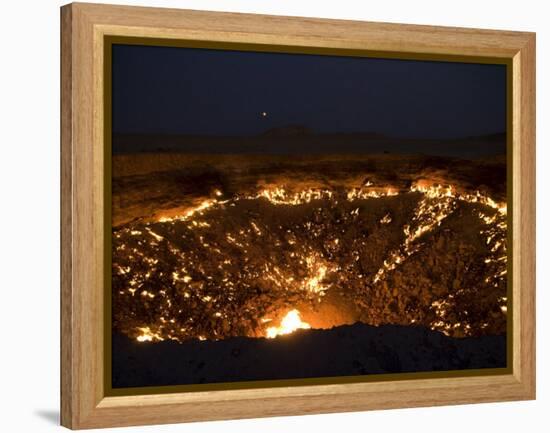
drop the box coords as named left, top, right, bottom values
left=112, top=182, right=507, bottom=343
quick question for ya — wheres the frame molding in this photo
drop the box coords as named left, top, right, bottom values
left=61, top=2, right=535, bottom=429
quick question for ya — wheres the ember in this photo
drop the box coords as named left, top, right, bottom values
left=112, top=182, right=507, bottom=343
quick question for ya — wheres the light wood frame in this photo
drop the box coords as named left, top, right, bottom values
left=61, top=2, right=536, bottom=429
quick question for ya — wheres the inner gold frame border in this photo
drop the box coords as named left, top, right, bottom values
left=61, top=2, right=536, bottom=429
left=102, top=36, right=514, bottom=396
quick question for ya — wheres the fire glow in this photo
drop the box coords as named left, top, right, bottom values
left=112, top=182, right=507, bottom=343
left=265, top=310, right=311, bottom=338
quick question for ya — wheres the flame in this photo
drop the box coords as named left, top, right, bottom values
left=158, top=198, right=219, bottom=223
left=136, top=326, right=164, bottom=342
left=347, top=186, right=399, bottom=200
left=372, top=182, right=507, bottom=285
left=256, top=187, right=333, bottom=205
left=303, top=256, right=331, bottom=295
left=266, top=309, right=311, bottom=338
left=115, top=181, right=507, bottom=342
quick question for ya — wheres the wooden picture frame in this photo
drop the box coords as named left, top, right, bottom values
left=60, top=2, right=536, bottom=429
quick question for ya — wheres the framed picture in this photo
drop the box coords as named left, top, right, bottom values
left=60, top=3, right=536, bottom=429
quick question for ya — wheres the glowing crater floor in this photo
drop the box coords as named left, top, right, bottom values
left=112, top=184, right=507, bottom=343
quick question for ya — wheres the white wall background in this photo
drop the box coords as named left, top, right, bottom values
left=0, top=0, right=546, bottom=431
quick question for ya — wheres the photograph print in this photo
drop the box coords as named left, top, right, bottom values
left=109, top=42, right=509, bottom=390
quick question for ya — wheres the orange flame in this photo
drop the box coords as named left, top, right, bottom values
left=266, top=309, right=311, bottom=338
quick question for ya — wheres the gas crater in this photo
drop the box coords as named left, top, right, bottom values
left=112, top=183, right=507, bottom=343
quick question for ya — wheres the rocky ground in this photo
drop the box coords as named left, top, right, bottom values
left=112, top=153, right=506, bottom=227
left=111, top=149, right=508, bottom=387
left=112, top=323, right=506, bottom=388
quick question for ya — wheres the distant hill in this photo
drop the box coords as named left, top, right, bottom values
left=260, top=124, right=314, bottom=137
left=112, top=127, right=506, bottom=159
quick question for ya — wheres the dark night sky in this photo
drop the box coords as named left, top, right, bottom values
left=112, top=44, right=506, bottom=139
